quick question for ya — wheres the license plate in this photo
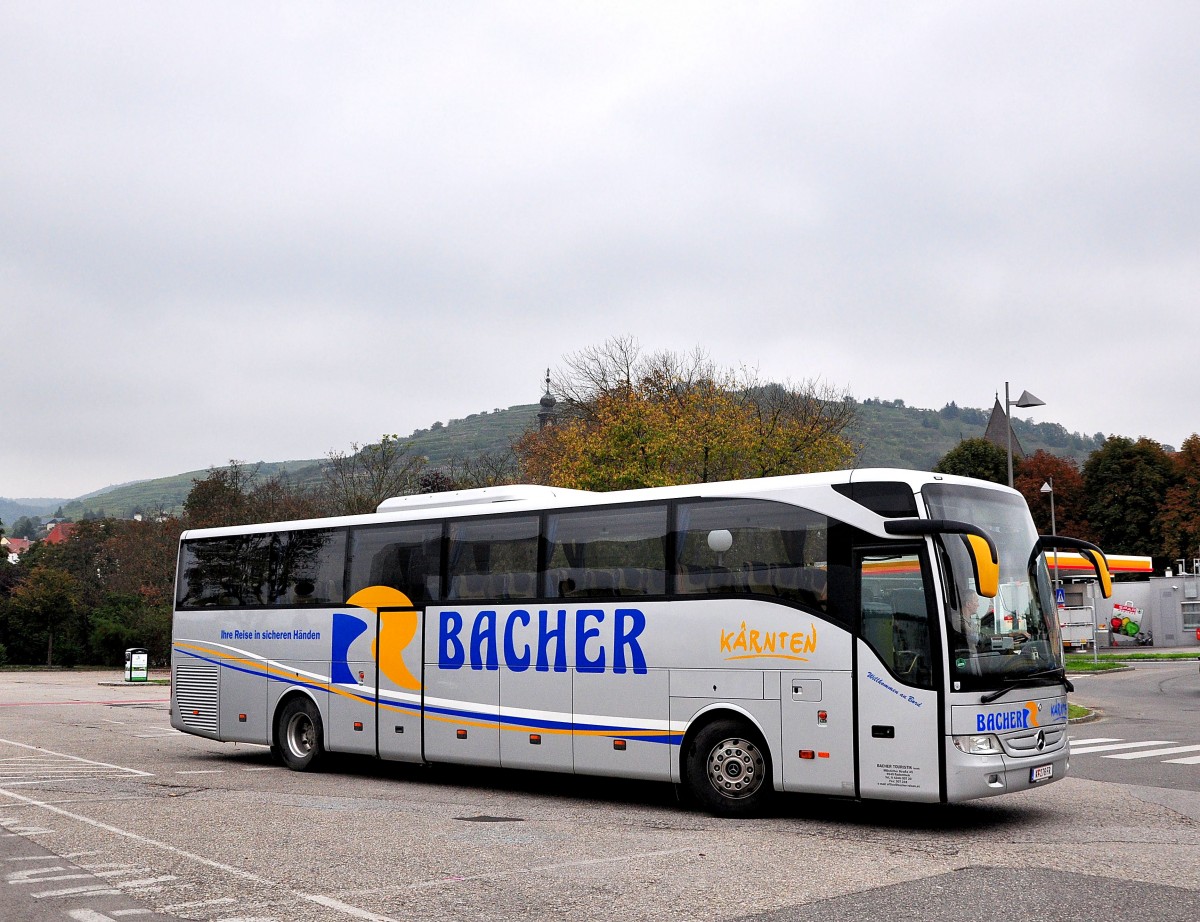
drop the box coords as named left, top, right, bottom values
left=1030, top=764, right=1053, bottom=783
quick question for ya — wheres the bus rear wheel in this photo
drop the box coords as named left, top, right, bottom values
left=277, top=697, right=325, bottom=772
left=685, top=718, right=772, bottom=817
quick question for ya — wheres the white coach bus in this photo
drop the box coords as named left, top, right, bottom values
left=170, top=469, right=1111, bottom=816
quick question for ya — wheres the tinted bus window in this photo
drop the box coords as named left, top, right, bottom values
left=177, top=536, right=252, bottom=608
left=177, top=528, right=345, bottom=608
left=348, top=522, right=442, bottom=604
left=676, top=500, right=829, bottom=610
left=273, top=529, right=346, bottom=605
left=448, top=516, right=538, bottom=600
left=545, top=504, right=668, bottom=598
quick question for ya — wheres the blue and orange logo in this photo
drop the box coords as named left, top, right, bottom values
left=332, top=587, right=421, bottom=690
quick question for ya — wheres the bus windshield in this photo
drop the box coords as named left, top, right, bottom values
left=923, top=483, right=1064, bottom=690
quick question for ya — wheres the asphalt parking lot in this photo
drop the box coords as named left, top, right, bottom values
left=3, top=670, right=1200, bottom=922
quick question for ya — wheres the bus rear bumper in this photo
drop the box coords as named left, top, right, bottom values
left=944, top=740, right=1069, bottom=802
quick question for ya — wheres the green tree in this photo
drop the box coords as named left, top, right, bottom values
left=32, top=519, right=112, bottom=609
left=88, top=592, right=171, bottom=667
left=8, top=567, right=83, bottom=666
left=182, top=462, right=255, bottom=529
left=1160, top=433, right=1200, bottom=562
left=1082, top=436, right=1176, bottom=558
left=11, top=516, right=41, bottom=540
left=933, top=438, right=1010, bottom=485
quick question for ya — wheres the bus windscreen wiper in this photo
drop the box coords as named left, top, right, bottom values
left=980, top=669, right=1073, bottom=704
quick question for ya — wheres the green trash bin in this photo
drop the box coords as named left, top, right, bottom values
left=124, top=647, right=149, bottom=682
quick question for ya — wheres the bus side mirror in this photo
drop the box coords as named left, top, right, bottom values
left=965, top=534, right=999, bottom=599
left=884, top=517, right=999, bottom=598
left=1081, top=548, right=1113, bottom=599
left=1035, top=535, right=1113, bottom=600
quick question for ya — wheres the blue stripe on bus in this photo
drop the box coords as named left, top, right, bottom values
left=175, top=645, right=681, bottom=745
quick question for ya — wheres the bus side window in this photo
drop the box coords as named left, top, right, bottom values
left=348, top=522, right=443, bottom=604
left=448, top=516, right=539, bottom=601
left=543, top=505, right=668, bottom=599
left=271, top=529, right=346, bottom=606
left=675, top=499, right=829, bottom=611
left=178, top=536, right=242, bottom=608
left=177, top=529, right=348, bottom=609
left=858, top=549, right=933, bottom=688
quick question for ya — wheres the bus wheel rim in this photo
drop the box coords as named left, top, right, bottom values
left=287, top=713, right=313, bottom=757
left=707, top=737, right=763, bottom=799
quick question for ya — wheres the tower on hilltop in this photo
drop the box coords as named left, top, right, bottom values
left=537, top=369, right=557, bottom=431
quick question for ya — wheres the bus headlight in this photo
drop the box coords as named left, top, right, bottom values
left=953, top=734, right=1003, bottom=755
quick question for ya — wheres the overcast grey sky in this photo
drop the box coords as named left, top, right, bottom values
left=3, top=2, right=1198, bottom=499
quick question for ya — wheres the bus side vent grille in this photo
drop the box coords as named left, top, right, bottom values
left=175, top=662, right=219, bottom=734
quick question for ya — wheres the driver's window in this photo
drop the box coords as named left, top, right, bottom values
left=859, top=549, right=933, bottom=688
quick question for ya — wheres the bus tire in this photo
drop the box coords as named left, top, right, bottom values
left=685, top=718, right=772, bottom=817
left=277, top=696, right=325, bottom=772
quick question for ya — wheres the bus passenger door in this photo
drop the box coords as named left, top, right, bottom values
left=328, top=608, right=379, bottom=757
left=854, top=546, right=943, bottom=802
left=376, top=605, right=424, bottom=762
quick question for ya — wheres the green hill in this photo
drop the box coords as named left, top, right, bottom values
left=54, top=405, right=544, bottom=520
left=852, top=399, right=1104, bottom=470
left=39, top=398, right=1106, bottom=520
left=58, top=460, right=328, bottom=521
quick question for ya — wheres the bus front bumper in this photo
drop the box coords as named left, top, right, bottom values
left=943, top=738, right=1069, bottom=802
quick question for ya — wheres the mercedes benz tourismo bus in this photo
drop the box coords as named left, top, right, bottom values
left=170, top=469, right=1110, bottom=816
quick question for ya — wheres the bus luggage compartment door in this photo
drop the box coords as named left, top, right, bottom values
left=779, top=670, right=855, bottom=796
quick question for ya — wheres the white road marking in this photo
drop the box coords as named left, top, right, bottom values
left=1105, top=743, right=1200, bottom=760
left=1069, top=740, right=1174, bottom=754
left=0, top=740, right=154, bottom=777
left=68, top=910, right=121, bottom=922
left=116, top=876, right=178, bottom=888
left=31, top=884, right=122, bottom=898
left=0, top=786, right=401, bottom=922
left=7, top=865, right=87, bottom=883
left=161, top=897, right=238, bottom=910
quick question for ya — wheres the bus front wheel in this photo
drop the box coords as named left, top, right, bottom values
left=277, top=697, right=325, bottom=772
left=685, top=718, right=772, bottom=817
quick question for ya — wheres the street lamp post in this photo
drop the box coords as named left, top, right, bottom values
left=1040, top=476, right=1078, bottom=653
left=1005, top=381, right=1046, bottom=488
left=1040, top=475, right=1058, bottom=584
left=1040, top=477, right=1056, bottom=537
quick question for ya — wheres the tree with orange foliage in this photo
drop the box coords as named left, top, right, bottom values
left=514, top=338, right=857, bottom=491
left=1014, top=450, right=1093, bottom=541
